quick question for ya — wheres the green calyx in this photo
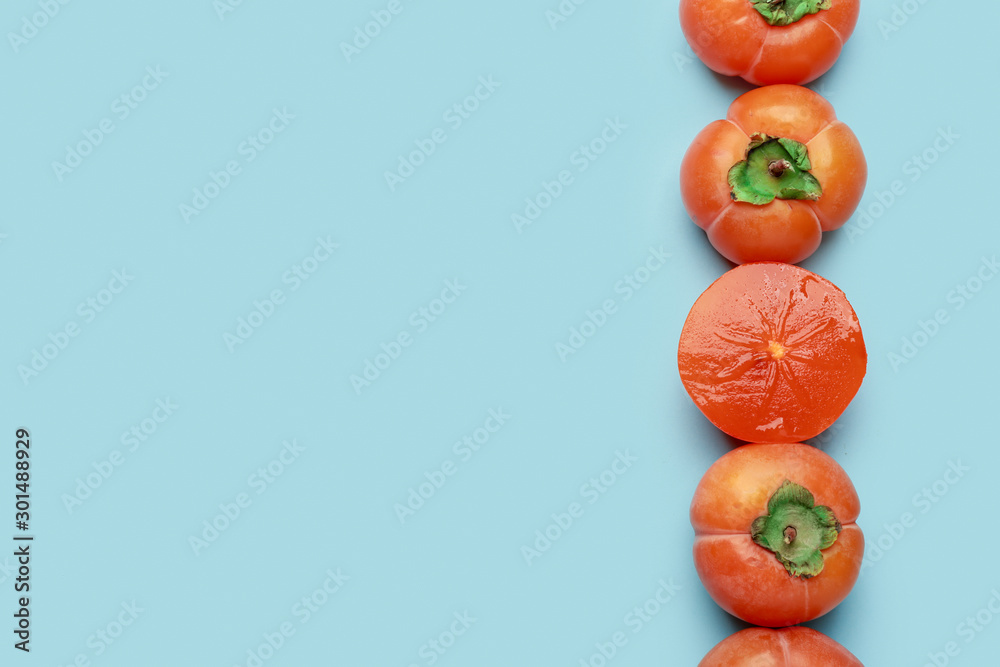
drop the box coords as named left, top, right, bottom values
left=750, top=0, right=831, bottom=26
left=727, top=133, right=823, bottom=205
left=750, top=480, right=842, bottom=579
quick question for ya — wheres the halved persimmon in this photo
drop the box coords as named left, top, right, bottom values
left=699, top=626, right=864, bottom=666
left=677, top=262, right=865, bottom=443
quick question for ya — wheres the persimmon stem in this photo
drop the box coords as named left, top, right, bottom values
left=728, top=134, right=822, bottom=205
left=750, top=480, right=842, bottom=579
left=768, top=159, right=791, bottom=178
left=751, top=0, right=831, bottom=27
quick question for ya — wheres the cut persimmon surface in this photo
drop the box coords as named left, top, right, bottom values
left=677, top=262, right=866, bottom=443
left=698, top=626, right=864, bottom=665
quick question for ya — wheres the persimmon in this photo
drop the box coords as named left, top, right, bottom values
left=680, top=85, right=866, bottom=265
left=691, top=443, right=864, bottom=627
left=679, top=0, right=860, bottom=85
left=677, top=262, right=865, bottom=443
left=699, top=626, right=864, bottom=666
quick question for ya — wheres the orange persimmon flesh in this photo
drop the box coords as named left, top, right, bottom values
left=677, top=262, right=865, bottom=443
left=698, top=626, right=864, bottom=666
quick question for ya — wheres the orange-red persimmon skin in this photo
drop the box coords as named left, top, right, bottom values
left=679, top=0, right=860, bottom=85
left=691, top=443, right=863, bottom=627
left=698, top=626, right=864, bottom=666
left=680, top=85, right=867, bottom=265
left=677, top=262, right=866, bottom=443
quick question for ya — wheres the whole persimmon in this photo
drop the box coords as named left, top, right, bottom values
left=680, top=0, right=860, bottom=85
left=691, top=443, right=864, bottom=627
left=680, top=85, right=866, bottom=265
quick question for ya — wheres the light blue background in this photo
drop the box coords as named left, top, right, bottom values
left=2, top=1, right=998, bottom=665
